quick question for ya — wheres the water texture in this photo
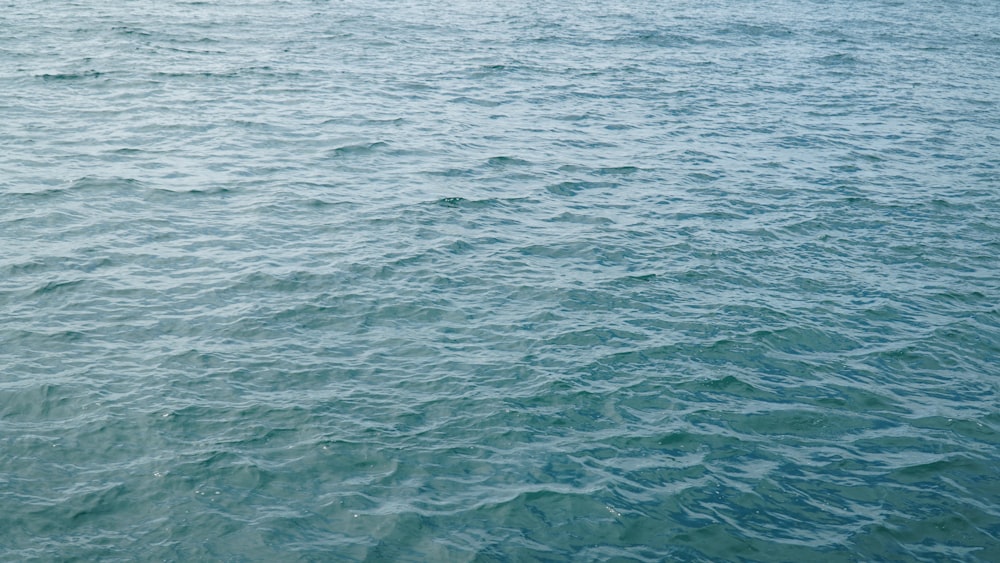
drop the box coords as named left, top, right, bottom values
left=2, top=0, right=999, bottom=560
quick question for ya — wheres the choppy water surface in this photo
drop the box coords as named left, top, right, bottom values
left=2, top=0, right=999, bottom=560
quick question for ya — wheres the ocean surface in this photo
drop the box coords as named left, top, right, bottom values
left=2, top=0, right=999, bottom=560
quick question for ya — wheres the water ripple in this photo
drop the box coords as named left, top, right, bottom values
left=2, top=0, right=999, bottom=560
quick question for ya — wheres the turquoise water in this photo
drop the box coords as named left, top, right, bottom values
left=2, top=0, right=999, bottom=560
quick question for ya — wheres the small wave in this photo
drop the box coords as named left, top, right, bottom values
left=448, top=96, right=502, bottom=107
left=815, top=53, right=865, bottom=66
left=435, top=196, right=504, bottom=209
left=719, top=23, right=794, bottom=39
left=37, top=70, right=104, bottom=81
left=110, top=25, right=153, bottom=38
left=545, top=212, right=614, bottom=225
left=683, top=172, right=722, bottom=184
left=327, top=141, right=388, bottom=158
left=31, top=279, right=86, bottom=297
left=545, top=181, right=615, bottom=196
left=595, top=166, right=640, bottom=176
left=486, top=156, right=531, bottom=167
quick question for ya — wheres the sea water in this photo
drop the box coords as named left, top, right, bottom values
left=1, top=0, right=999, bottom=560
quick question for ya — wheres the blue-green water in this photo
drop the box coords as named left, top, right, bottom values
left=2, top=0, right=999, bottom=560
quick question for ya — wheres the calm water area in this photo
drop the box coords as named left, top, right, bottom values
left=2, top=0, right=999, bottom=560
